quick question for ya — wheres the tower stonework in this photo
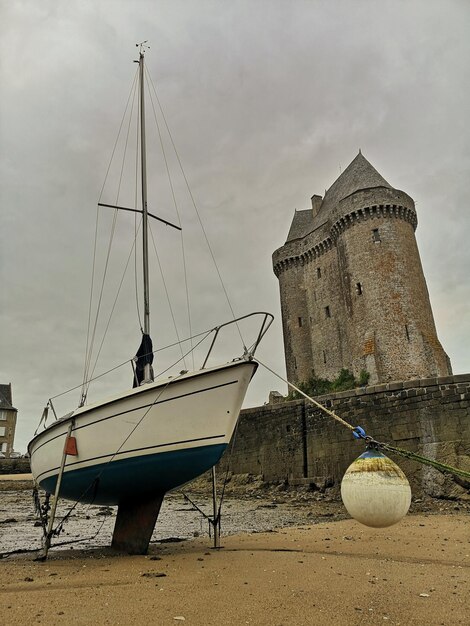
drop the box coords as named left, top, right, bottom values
left=273, top=153, right=452, bottom=386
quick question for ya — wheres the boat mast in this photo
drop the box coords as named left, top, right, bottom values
left=139, top=48, right=153, bottom=383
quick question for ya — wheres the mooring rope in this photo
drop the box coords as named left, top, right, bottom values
left=255, top=358, right=470, bottom=483
left=375, top=442, right=470, bottom=481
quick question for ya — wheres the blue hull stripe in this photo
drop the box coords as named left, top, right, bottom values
left=40, top=443, right=227, bottom=506
left=35, top=434, right=225, bottom=482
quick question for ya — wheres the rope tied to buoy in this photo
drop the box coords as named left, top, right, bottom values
left=361, top=435, right=470, bottom=482
left=255, top=358, right=470, bottom=483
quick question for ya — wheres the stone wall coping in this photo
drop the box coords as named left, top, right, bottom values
left=314, top=373, right=470, bottom=401
left=453, top=373, right=470, bottom=383
left=242, top=398, right=304, bottom=416
left=245, top=373, right=470, bottom=414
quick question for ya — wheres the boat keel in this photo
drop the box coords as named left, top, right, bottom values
left=111, top=493, right=165, bottom=554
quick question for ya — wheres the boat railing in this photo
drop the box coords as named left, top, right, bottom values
left=201, top=311, right=274, bottom=369
left=36, top=312, right=273, bottom=427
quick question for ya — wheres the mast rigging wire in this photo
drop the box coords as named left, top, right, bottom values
left=85, top=80, right=140, bottom=387
left=81, top=68, right=140, bottom=404
left=81, top=68, right=139, bottom=401
left=81, top=56, right=250, bottom=405
left=148, top=221, right=187, bottom=368
left=145, top=67, right=246, bottom=351
left=144, top=67, right=194, bottom=368
left=84, top=218, right=143, bottom=398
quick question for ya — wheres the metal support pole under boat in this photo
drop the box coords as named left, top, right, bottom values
left=211, top=466, right=221, bottom=549
left=139, top=50, right=153, bottom=384
left=36, top=421, right=74, bottom=561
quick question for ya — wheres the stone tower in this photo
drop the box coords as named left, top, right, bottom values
left=273, top=152, right=451, bottom=386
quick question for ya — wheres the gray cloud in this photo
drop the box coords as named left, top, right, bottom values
left=1, top=0, right=469, bottom=451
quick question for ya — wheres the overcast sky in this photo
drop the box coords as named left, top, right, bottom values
left=1, top=0, right=469, bottom=452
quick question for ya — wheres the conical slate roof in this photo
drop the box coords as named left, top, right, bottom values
left=284, top=152, right=394, bottom=243
left=286, top=209, right=315, bottom=242
left=320, top=152, right=392, bottom=215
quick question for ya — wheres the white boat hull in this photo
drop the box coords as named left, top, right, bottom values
left=29, top=360, right=257, bottom=505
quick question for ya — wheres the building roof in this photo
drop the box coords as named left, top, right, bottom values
left=283, top=152, right=397, bottom=245
left=0, top=383, right=16, bottom=410
left=284, top=152, right=394, bottom=244
left=319, top=151, right=392, bottom=216
left=286, top=210, right=314, bottom=242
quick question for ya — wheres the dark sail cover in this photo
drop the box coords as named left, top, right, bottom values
left=133, top=334, right=154, bottom=387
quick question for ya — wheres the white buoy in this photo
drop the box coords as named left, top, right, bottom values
left=341, top=448, right=411, bottom=528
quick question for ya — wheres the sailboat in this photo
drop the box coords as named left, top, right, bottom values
left=28, top=46, right=272, bottom=554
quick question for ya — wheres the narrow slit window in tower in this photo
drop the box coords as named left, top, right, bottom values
left=356, top=282, right=363, bottom=295
left=405, top=324, right=410, bottom=342
left=298, top=317, right=303, bottom=327
left=372, top=228, right=381, bottom=243
left=317, top=267, right=321, bottom=278
left=323, top=350, right=327, bottom=364
left=325, top=305, right=331, bottom=318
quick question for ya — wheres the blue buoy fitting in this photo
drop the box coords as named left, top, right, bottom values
left=352, top=426, right=367, bottom=440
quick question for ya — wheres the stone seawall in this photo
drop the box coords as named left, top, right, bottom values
left=227, top=374, right=470, bottom=499
left=0, top=458, right=31, bottom=475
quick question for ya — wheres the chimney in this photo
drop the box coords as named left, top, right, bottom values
left=311, top=194, right=322, bottom=218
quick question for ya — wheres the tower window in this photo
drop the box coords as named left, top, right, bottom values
left=372, top=228, right=381, bottom=243
left=356, top=282, right=363, bottom=295
left=317, top=267, right=321, bottom=278
left=405, top=325, right=411, bottom=342
left=323, top=350, right=327, bottom=364
left=298, top=317, right=303, bottom=327
left=325, top=306, right=331, bottom=318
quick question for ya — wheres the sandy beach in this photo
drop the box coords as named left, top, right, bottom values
left=1, top=510, right=468, bottom=626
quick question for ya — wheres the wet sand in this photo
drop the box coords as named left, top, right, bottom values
left=0, top=484, right=347, bottom=555
left=1, top=513, right=469, bottom=625
left=1, top=475, right=469, bottom=624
